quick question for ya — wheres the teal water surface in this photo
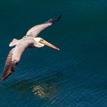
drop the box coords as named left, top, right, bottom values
left=0, top=0, right=107, bottom=107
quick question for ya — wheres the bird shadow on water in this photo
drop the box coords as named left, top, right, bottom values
left=5, top=70, right=66, bottom=99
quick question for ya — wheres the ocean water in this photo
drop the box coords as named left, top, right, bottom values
left=0, top=0, right=107, bottom=107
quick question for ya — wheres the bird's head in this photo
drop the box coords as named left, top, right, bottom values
left=34, top=37, right=60, bottom=51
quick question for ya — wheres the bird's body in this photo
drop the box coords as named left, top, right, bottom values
left=11, top=37, right=34, bottom=62
left=1, top=15, right=61, bottom=80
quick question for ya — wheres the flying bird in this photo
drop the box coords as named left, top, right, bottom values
left=1, top=15, right=61, bottom=80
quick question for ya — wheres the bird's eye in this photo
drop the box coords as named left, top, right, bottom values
left=40, top=39, right=44, bottom=42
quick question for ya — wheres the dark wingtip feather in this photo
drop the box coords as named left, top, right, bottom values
left=47, top=15, right=62, bottom=24
left=1, top=63, right=15, bottom=80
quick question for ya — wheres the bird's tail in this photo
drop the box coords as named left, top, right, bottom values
left=47, top=15, right=62, bottom=24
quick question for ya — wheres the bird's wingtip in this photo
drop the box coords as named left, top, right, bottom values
left=47, top=15, right=62, bottom=24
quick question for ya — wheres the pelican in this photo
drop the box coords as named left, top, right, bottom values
left=1, top=16, right=61, bottom=80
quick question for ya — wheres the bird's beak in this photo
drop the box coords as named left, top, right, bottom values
left=40, top=39, right=60, bottom=51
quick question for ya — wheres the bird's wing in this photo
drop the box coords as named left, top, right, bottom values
left=26, top=15, right=61, bottom=37
left=1, top=49, right=16, bottom=80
